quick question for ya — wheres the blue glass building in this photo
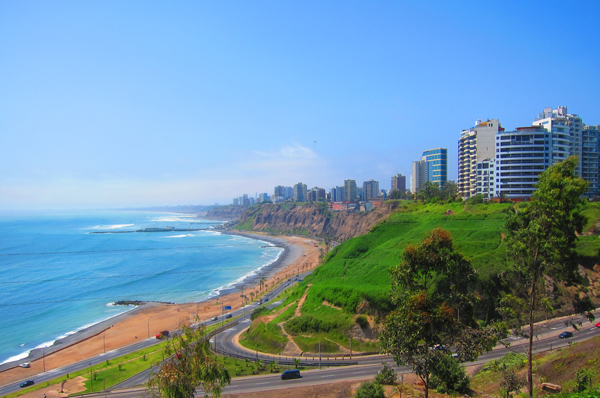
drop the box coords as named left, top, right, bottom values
left=421, top=148, right=448, bottom=187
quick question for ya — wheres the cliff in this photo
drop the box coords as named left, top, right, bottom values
left=233, top=202, right=401, bottom=241
left=202, top=206, right=247, bottom=221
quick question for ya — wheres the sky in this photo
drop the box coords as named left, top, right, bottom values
left=1, top=1, right=599, bottom=210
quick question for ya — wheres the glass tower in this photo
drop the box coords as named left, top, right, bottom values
left=421, top=148, right=448, bottom=187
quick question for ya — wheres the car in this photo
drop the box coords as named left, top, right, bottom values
left=19, top=363, right=30, bottom=368
left=20, top=380, right=34, bottom=388
left=225, top=314, right=232, bottom=319
left=264, top=298, right=269, bottom=302
left=559, top=331, right=573, bottom=339
left=281, top=369, right=302, bottom=380
left=212, top=316, right=218, bottom=321
left=596, top=322, right=600, bottom=328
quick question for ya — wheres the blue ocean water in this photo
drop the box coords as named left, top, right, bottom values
left=0, top=210, right=282, bottom=364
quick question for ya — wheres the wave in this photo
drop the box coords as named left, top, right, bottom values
left=209, top=245, right=284, bottom=298
left=0, top=304, right=137, bottom=365
left=164, top=234, right=194, bottom=238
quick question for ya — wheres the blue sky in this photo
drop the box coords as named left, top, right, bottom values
left=1, top=1, right=599, bottom=209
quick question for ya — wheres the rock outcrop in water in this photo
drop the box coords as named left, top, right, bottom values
left=225, top=202, right=400, bottom=241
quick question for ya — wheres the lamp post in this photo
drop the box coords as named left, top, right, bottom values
left=42, top=347, right=45, bottom=373
left=89, top=362, right=93, bottom=393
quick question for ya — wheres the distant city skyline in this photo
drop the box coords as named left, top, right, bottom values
left=1, top=1, right=599, bottom=209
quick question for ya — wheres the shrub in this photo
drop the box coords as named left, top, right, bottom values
left=576, top=368, right=595, bottom=392
left=375, top=362, right=397, bottom=385
left=354, top=381, right=385, bottom=398
left=429, top=354, right=470, bottom=394
left=355, top=315, right=369, bottom=328
left=250, top=307, right=268, bottom=321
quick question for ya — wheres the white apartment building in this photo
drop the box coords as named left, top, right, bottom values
left=457, top=119, right=503, bottom=198
left=411, top=159, right=428, bottom=193
left=532, top=106, right=583, bottom=176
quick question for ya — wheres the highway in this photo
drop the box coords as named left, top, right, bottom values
left=1, top=266, right=598, bottom=397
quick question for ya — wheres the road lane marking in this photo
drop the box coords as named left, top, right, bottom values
left=352, top=371, right=368, bottom=374
left=320, top=375, right=334, bottom=378
left=255, top=382, right=270, bottom=385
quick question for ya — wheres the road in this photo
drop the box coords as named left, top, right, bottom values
left=2, top=268, right=598, bottom=397
left=63, top=322, right=600, bottom=397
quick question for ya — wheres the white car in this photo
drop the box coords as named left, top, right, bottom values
left=19, top=363, right=30, bottom=368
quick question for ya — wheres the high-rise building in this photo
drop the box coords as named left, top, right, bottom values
left=293, top=183, right=307, bottom=202
left=582, top=125, right=599, bottom=198
left=391, top=174, right=406, bottom=193
left=411, top=160, right=428, bottom=193
left=330, top=186, right=345, bottom=202
left=422, top=148, right=448, bottom=187
left=362, top=180, right=380, bottom=200
left=532, top=106, right=583, bottom=176
left=458, top=119, right=504, bottom=198
left=475, top=158, right=496, bottom=199
left=344, top=179, right=357, bottom=202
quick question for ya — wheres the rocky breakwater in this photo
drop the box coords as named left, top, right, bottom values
left=234, top=201, right=400, bottom=241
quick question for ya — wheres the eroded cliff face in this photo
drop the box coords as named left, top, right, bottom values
left=234, top=202, right=400, bottom=240
left=203, top=206, right=247, bottom=221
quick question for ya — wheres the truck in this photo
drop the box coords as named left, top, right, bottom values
left=155, top=330, right=169, bottom=339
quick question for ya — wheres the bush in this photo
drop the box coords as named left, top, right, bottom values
left=576, top=368, right=595, bottom=392
left=429, top=354, right=470, bottom=394
left=250, top=307, right=268, bottom=321
left=356, top=315, right=369, bottom=328
left=354, top=381, right=385, bottom=398
left=375, top=362, right=397, bottom=385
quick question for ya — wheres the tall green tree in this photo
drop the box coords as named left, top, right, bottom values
left=504, top=156, right=589, bottom=397
left=146, top=321, right=230, bottom=398
left=380, top=228, right=497, bottom=398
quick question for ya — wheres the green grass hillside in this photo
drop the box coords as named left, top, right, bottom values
left=240, top=200, right=600, bottom=355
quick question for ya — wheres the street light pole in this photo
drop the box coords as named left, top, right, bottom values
left=89, top=363, right=93, bottom=393
left=42, top=347, right=45, bottom=373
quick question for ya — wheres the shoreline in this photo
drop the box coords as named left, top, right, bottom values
left=0, top=233, right=321, bottom=384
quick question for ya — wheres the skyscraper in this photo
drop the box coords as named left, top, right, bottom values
left=362, top=180, right=380, bottom=200
left=293, top=183, right=307, bottom=202
left=391, top=174, right=406, bottom=193
left=344, top=179, right=357, bottom=202
left=421, top=148, right=448, bottom=187
left=411, top=159, right=428, bottom=193
left=458, top=119, right=504, bottom=198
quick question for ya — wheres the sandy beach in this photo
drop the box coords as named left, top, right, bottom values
left=0, top=233, right=321, bottom=386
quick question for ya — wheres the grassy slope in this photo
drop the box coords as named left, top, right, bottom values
left=253, top=200, right=600, bottom=354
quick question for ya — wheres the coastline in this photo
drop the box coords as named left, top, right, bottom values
left=0, top=233, right=321, bottom=385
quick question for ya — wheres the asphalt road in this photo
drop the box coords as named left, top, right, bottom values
left=66, top=322, right=600, bottom=398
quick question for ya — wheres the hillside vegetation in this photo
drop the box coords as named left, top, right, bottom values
left=240, top=200, right=600, bottom=355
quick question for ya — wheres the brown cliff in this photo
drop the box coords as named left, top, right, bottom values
left=233, top=202, right=400, bottom=241
left=202, top=206, right=247, bottom=221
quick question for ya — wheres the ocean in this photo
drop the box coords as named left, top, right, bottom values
left=0, top=210, right=283, bottom=365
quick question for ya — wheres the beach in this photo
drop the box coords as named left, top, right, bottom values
left=0, top=233, right=320, bottom=386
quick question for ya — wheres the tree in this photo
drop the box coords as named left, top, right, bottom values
left=146, top=321, right=230, bottom=398
left=380, top=228, right=497, bottom=398
left=375, top=362, right=397, bottom=385
left=440, top=181, right=458, bottom=201
left=499, top=370, right=526, bottom=398
left=504, top=156, right=590, bottom=397
left=259, top=277, right=266, bottom=292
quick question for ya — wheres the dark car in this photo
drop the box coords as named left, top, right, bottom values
left=559, top=331, right=573, bottom=339
left=20, top=380, right=34, bottom=388
left=225, top=314, right=232, bottom=319
left=281, top=369, right=301, bottom=380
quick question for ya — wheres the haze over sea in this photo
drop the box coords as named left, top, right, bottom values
left=0, top=210, right=282, bottom=364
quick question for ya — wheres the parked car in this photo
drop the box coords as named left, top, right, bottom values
left=559, top=331, right=574, bottom=339
left=19, top=363, right=30, bottom=368
left=20, top=380, right=34, bottom=388
left=212, top=316, right=218, bottom=321
left=281, top=369, right=302, bottom=380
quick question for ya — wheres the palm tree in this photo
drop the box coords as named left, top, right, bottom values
left=259, top=277, right=266, bottom=292
left=293, top=358, right=301, bottom=369
left=250, top=292, right=255, bottom=302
